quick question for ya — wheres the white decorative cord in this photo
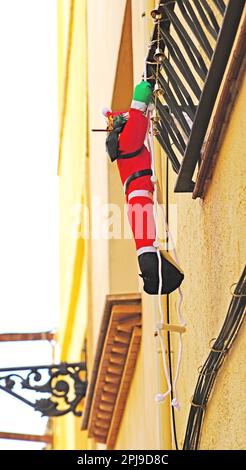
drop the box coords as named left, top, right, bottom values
left=146, top=110, right=187, bottom=412
left=159, top=204, right=186, bottom=326
left=147, top=113, right=172, bottom=403
left=158, top=205, right=186, bottom=409
left=153, top=296, right=163, bottom=449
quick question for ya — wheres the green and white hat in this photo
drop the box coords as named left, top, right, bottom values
left=131, top=81, right=152, bottom=112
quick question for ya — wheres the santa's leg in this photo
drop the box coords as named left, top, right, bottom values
left=126, top=189, right=184, bottom=295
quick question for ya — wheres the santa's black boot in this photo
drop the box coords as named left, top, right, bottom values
left=138, top=251, right=184, bottom=295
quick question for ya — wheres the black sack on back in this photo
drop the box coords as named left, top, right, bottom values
left=105, top=114, right=127, bottom=162
left=105, top=126, right=122, bottom=162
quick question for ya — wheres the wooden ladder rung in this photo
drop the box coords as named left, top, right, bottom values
left=158, top=323, right=186, bottom=334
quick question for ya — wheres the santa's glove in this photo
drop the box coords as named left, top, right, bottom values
left=131, top=81, right=152, bottom=112
left=138, top=251, right=184, bottom=295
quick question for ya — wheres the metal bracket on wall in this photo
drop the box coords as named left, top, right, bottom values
left=0, top=362, right=87, bottom=417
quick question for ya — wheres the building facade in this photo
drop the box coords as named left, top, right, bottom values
left=54, top=0, right=246, bottom=450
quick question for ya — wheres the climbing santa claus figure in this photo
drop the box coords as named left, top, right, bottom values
left=103, top=81, right=184, bottom=295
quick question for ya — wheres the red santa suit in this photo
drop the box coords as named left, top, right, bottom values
left=104, top=101, right=184, bottom=295
left=117, top=108, right=156, bottom=253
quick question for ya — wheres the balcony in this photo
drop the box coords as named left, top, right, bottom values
left=146, top=0, right=245, bottom=193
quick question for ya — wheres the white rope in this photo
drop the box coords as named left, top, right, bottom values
left=159, top=204, right=186, bottom=327
left=146, top=115, right=171, bottom=447
left=158, top=202, right=186, bottom=410
left=147, top=114, right=172, bottom=404
left=153, top=297, right=163, bottom=449
left=146, top=110, right=187, bottom=413
left=171, top=333, right=182, bottom=411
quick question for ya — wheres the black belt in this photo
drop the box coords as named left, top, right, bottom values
left=118, top=145, right=145, bottom=160
left=124, top=169, right=152, bottom=193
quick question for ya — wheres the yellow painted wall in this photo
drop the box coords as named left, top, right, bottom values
left=54, top=0, right=89, bottom=449
left=57, top=0, right=88, bottom=358
left=171, top=74, right=246, bottom=450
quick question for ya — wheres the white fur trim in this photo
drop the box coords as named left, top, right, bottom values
left=137, top=246, right=157, bottom=256
left=131, top=100, right=147, bottom=112
left=128, top=190, right=153, bottom=201
left=102, top=106, right=111, bottom=117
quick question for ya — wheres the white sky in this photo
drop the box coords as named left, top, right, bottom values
left=0, top=0, right=59, bottom=449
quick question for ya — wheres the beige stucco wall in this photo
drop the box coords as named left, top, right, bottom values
left=171, top=74, right=246, bottom=450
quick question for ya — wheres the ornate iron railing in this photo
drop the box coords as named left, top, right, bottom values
left=0, top=362, right=87, bottom=417
left=146, top=0, right=245, bottom=192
